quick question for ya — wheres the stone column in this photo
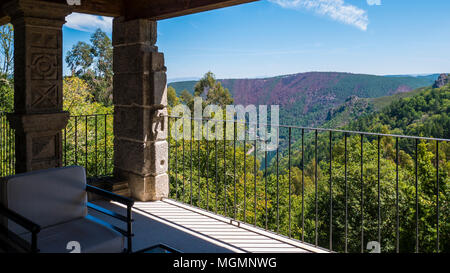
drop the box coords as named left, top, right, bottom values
left=112, top=17, right=169, bottom=201
left=2, top=0, right=71, bottom=173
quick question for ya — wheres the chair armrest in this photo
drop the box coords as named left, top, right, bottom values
left=86, top=184, right=134, bottom=207
left=0, top=204, right=40, bottom=234
left=0, top=204, right=40, bottom=252
left=85, top=185, right=134, bottom=253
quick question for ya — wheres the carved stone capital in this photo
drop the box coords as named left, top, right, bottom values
left=2, top=0, right=73, bottom=26
left=7, top=112, right=69, bottom=133
left=112, top=16, right=157, bottom=47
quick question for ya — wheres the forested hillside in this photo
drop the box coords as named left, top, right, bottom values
left=169, top=72, right=438, bottom=129
left=167, top=74, right=449, bottom=253
left=347, top=85, right=450, bottom=139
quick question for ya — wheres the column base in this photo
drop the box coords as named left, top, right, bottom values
left=7, top=112, right=69, bottom=173
left=117, top=170, right=169, bottom=201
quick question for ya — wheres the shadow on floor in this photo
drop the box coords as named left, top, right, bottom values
left=89, top=200, right=236, bottom=253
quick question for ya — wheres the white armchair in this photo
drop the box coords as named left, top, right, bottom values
left=0, top=166, right=134, bottom=253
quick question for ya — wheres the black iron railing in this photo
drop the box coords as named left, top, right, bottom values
left=63, top=114, right=114, bottom=177
left=1, top=112, right=449, bottom=253
left=0, top=113, right=114, bottom=178
left=0, top=114, right=15, bottom=177
left=167, top=115, right=449, bottom=253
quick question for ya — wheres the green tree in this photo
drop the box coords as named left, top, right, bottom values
left=65, top=28, right=113, bottom=105
left=0, top=76, right=13, bottom=113
left=66, top=41, right=94, bottom=76
left=0, top=23, right=13, bottom=111
left=0, top=24, right=13, bottom=77
left=180, top=89, right=194, bottom=109
left=167, top=86, right=180, bottom=108
left=194, top=71, right=234, bottom=107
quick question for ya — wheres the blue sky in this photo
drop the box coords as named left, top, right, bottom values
left=63, top=0, right=450, bottom=81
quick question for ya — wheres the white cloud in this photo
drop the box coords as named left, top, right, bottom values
left=269, top=0, right=369, bottom=31
left=65, top=13, right=112, bottom=33
left=367, top=0, right=381, bottom=6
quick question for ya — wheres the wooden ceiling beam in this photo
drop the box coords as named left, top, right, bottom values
left=0, top=0, right=123, bottom=25
left=61, top=0, right=123, bottom=17
left=125, top=0, right=259, bottom=20
left=0, top=0, right=258, bottom=26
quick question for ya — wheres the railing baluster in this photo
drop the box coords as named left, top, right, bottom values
left=254, top=123, right=257, bottom=227
left=85, top=116, right=88, bottom=171
left=4, top=116, right=6, bottom=175
left=168, top=116, right=171, bottom=196
left=12, top=122, right=14, bottom=175
left=1, top=117, right=4, bottom=176
left=175, top=118, right=179, bottom=200
left=198, top=119, right=201, bottom=207
left=168, top=116, right=171, bottom=176
left=1, top=117, right=3, bottom=176
left=3, top=117, right=5, bottom=175
left=223, top=120, right=227, bottom=216
left=64, top=126, right=67, bottom=167
left=3, top=117, right=6, bottom=175
left=190, top=119, right=193, bottom=206
left=6, top=117, right=8, bottom=175
left=361, top=134, right=364, bottom=253
left=5, top=116, right=7, bottom=175
left=206, top=120, right=209, bottom=211
left=234, top=120, right=237, bottom=220
left=104, top=114, right=107, bottom=175
left=0, top=116, right=4, bottom=176
left=301, top=128, right=305, bottom=242
left=243, top=125, right=247, bottom=223
left=4, top=117, right=6, bottom=175
left=10, top=122, right=13, bottom=174
left=288, top=127, right=292, bottom=238
left=95, top=115, right=98, bottom=176
left=315, top=129, right=318, bottom=246
left=12, top=122, right=15, bottom=175
left=4, top=121, right=6, bottom=174
left=378, top=135, right=381, bottom=250
left=75, top=116, right=78, bottom=165
left=415, top=138, right=418, bottom=253
left=265, top=127, right=268, bottom=230
left=215, top=121, right=218, bottom=214
left=182, top=119, right=185, bottom=201
left=7, top=121, right=10, bottom=175
left=345, top=132, right=348, bottom=253
left=396, top=137, right=399, bottom=253
left=329, top=131, right=333, bottom=251
left=436, top=140, right=439, bottom=253
left=5, top=119, right=7, bottom=175
left=276, top=125, right=279, bottom=234
left=6, top=120, right=7, bottom=174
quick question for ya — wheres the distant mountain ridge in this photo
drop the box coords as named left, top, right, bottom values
left=169, top=72, right=438, bottom=128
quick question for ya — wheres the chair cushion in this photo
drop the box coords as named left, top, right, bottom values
left=20, top=217, right=125, bottom=253
left=0, top=166, right=88, bottom=234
